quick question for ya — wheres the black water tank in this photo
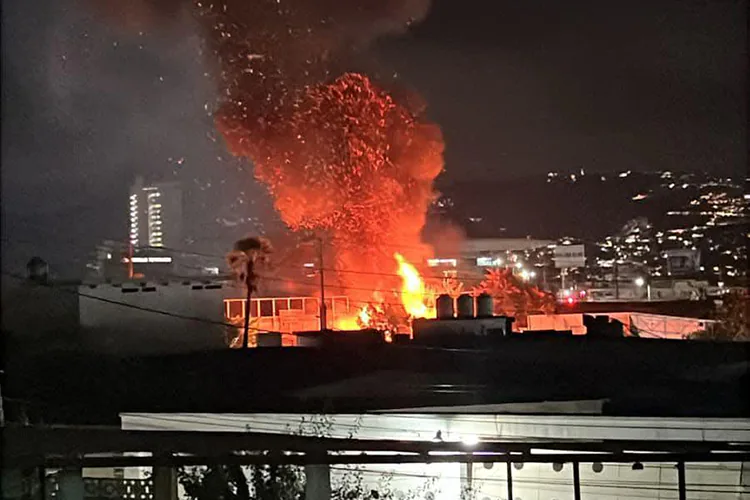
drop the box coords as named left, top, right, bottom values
left=436, top=294, right=455, bottom=319
left=456, top=293, right=475, bottom=318
left=476, top=292, right=494, bottom=318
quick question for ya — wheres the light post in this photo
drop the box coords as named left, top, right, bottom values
left=634, top=277, right=651, bottom=301
left=242, top=257, right=255, bottom=348
left=302, top=233, right=327, bottom=331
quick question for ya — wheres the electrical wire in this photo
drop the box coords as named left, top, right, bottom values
left=1, top=224, right=532, bottom=283
left=0, top=271, right=295, bottom=337
left=329, top=465, right=745, bottom=495
left=133, top=414, right=750, bottom=445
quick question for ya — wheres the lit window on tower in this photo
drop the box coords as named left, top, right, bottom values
left=147, top=191, right=164, bottom=247
left=129, top=193, right=139, bottom=246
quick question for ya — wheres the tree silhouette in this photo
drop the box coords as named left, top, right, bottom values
left=178, top=464, right=302, bottom=500
left=688, top=291, right=749, bottom=341
left=475, top=268, right=555, bottom=320
left=226, top=236, right=273, bottom=291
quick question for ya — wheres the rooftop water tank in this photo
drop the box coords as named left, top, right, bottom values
left=436, top=294, right=455, bottom=319
left=456, top=293, right=475, bottom=319
left=476, top=292, right=494, bottom=318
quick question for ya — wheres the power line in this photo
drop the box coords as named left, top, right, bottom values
left=1, top=222, right=537, bottom=283
left=0, top=271, right=296, bottom=338
left=3, top=232, right=549, bottom=316
left=2, top=236, right=444, bottom=306
left=329, top=465, right=743, bottom=495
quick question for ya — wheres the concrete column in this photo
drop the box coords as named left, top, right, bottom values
left=57, top=467, right=84, bottom=500
left=152, top=467, right=178, bottom=500
left=460, top=462, right=474, bottom=498
left=304, top=464, right=331, bottom=500
left=505, top=462, right=514, bottom=500
left=739, top=462, right=750, bottom=494
left=38, top=467, right=47, bottom=500
left=572, top=462, right=581, bottom=500
left=676, top=462, right=686, bottom=500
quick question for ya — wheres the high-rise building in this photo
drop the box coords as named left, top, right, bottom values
left=129, top=176, right=183, bottom=250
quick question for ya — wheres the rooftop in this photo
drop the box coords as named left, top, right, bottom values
left=4, top=336, right=749, bottom=425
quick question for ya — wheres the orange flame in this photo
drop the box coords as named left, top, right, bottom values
left=394, top=252, right=434, bottom=319
left=333, top=305, right=372, bottom=330
left=334, top=254, right=436, bottom=331
left=333, top=316, right=359, bottom=330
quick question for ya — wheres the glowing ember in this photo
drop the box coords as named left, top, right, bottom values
left=219, top=71, right=443, bottom=329
left=94, top=0, right=444, bottom=332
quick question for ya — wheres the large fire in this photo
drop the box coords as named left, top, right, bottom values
left=394, top=252, right=434, bottom=319
left=95, top=0, right=443, bottom=330
left=334, top=252, right=435, bottom=331
left=216, top=70, right=443, bottom=332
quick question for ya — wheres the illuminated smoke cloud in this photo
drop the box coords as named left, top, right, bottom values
left=95, top=0, right=443, bottom=300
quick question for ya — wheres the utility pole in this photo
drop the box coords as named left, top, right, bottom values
left=243, top=257, right=255, bottom=349
left=127, top=243, right=134, bottom=279
left=318, top=237, right=327, bottom=331
left=614, top=260, right=620, bottom=300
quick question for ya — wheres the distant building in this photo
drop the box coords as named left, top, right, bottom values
left=85, top=239, right=176, bottom=282
left=461, top=238, right=556, bottom=257
left=85, top=240, right=130, bottom=281
left=425, top=237, right=555, bottom=285
left=129, top=176, right=183, bottom=250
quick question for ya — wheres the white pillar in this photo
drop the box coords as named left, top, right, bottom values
left=740, top=462, right=750, bottom=492
left=58, top=467, right=84, bottom=500
left=304, top=464, right=331, bottom=500
left=152, top=467, right=177, bottom=500
left=460, top=462, right=474, bottom=498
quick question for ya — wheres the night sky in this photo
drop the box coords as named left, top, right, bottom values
left=1, top=0, right=746, bottom=276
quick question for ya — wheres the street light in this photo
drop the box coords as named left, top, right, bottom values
left=634, top=277, right=651, bottom=301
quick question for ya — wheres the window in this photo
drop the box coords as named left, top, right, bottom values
left=275, top=299, right=290, bottom=312
left=304, top=298, right=319, bottom=315
left=334, top=297, right=349, bottom=315
left=259, top=299, right=274, bottom=317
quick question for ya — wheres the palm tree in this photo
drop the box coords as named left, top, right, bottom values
left=226, top=236, right=273, bottom=348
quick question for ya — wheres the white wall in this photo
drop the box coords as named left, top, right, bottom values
left=78, top=282, right=232, bottom=354
left=526, top=312, right=712, bottom=338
